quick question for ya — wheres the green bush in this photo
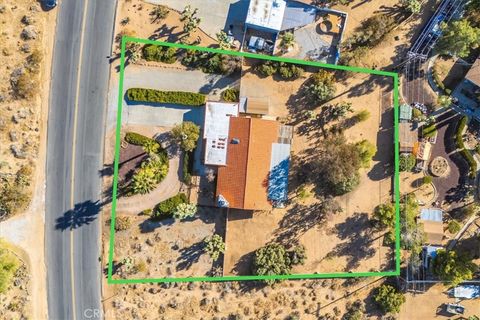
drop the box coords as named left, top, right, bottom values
left=399, top=153, right=416, bottom=172
left=142, top=44, right=177, bottom=63
left=182, top=151, right=194, bottom=185
left=152, top=193, right=188, bottom=219
left=125, top=132, right=157, bottom=146
left=115, top=216, right=132, bottom=231
left=423, top=175, right=433, bottom=185
left=253, top=243, right=291, bottom=284
left=0, top=245, right=20, bottom=294
left=181, top=51, right=241, bottom=75
left=374, top=284, right=405, bottom=314
left=126, top=88, right=206, bottom=106
left=256, top=61, right=278, bottom=77
left=278, top=63, right=304, bottom=80
left=422, top=123, right=437, bottom=138
left=354, top=109, right=370, bottom=123
left=456, top=116, right=477, bottom=178
left=221, top=88, right=239, bottom=102
left=448, top=219, right=462, bottom=234
left=204, top=234, right=225, bottom=261
left=289, top=245, right=307, bottom=266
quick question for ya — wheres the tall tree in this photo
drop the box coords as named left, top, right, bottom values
left=436, top=19, right=480, bottom=58
left=432, top=249, right=477, bottom=286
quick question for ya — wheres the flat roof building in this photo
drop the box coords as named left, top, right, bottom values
left=245, top=0, right=287, bottom=33
left=203, top=102, right=239, bottom=166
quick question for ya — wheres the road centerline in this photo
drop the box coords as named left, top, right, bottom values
left=70, top=0, right=90, bottom=319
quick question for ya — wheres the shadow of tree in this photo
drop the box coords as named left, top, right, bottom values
left=274, top=202, right=334, bottom=244
left=55, top=200, right=102, bottom=231
left=138, top=217, right=174, bottom=233
left=331, top=213, right=377, bottom=270
left=176, top=241, right=205, bottom=271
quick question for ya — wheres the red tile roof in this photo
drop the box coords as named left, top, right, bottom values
left=216, top=117, right=279, bottom=210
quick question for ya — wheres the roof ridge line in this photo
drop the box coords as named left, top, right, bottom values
left=241, top=118, right=253, bottom=208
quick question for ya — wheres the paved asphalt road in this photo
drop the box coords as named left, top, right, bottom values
left=45, top=0, right=116, bottom=319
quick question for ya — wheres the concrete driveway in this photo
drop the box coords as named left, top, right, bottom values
left=147, top=0, right=249, bottom=39
left=122, top=65, right=239, bottom=127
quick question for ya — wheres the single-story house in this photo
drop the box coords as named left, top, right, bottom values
left=216, top=117, right=292, bottom=210
left=419, top=208, right=444, bottom=246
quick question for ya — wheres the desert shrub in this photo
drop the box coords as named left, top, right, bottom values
left=278, top=63, right=304, bottom=80
left=306, top=70, right=336, bottom=103
left=343, top=299, right=366, bottom=320
left=338, top=46, right=369, bottom=67
left=204, top=234, right=225, bottom=261
left=126, top=88, right=206, bottom=106
left=125, top=132, right=156, bottom=146
left=142, top=44, right=177, bottom=63
left=314, top=134, right=362, bottom=195
left=447, top=219, right=462, bottom=234
left=354, top=109, right=370, bottom=123
left=26, top=49, right=42, bottom=73
left=135, top=260, right=147, bottom=273
left=221, top=88, right=239, bottom=102
left=355, top=139, right=376, bottom=168
left=357, top=14, right=395, bottom=47
left=373, top=203, right=395, bottom=230
left=15, top=165, right=32, bottom=187
left=141, top=208, right=152, bottom=216
left=198, top=53, right=241, bottom=75
left=172, top=121, right=200, bottom=151
left=289, top=245, right=306, bottom=266
left=374, top=284, right=405, bottom=314
left=14, top=72, right=36, bottom=99
left=423, top=175, right=433, bottom=185
left=296, top=185, right=311, bottom=200
left=0, top=175, right=31, bottom=220
left=150, top=5, right=169, bottom=23
left=253, top=243, right=291, bottom=283
left=256, top=61, right=278, bottom=77
left=173, top=203, right=197, bottom=219
left=399, top=153, right=416, bottom=172
left=115, top=216, right=132, bottom=231
left=0, top=244, right=20, bottom=294
left=153, top=193, right=188, bottom=219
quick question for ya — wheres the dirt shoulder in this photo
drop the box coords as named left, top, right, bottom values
left=0, top=1, right=58, bottom=319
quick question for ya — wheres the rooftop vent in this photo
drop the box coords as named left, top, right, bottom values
left=231, top=138, right=240, bottom=144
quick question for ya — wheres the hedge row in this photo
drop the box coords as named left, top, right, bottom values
left=126, top=88, right=206, bottom=106
left=125, top=132, right=155, bottom=146
left=455, top=116, right=477, bottom=178
left=182, top=151, right=193, bottom=185
left=152, top=193, right=188, bottom=220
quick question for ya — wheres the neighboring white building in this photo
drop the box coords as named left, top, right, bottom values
left=203, top=102, right=239, bottom=166
left=245, top=0, right=287, bottom=33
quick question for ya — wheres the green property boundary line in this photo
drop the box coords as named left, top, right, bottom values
left=107, top=36, right=401, bottom=284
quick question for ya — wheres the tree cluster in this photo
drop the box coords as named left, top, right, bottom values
left=432, top=249, right=477, bottom=286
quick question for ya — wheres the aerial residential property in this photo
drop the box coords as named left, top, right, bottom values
left=0, top=0, right=479, bottom=319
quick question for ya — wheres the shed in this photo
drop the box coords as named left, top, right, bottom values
left=400, top=104, right=413, bottom=121
left=399, top=122, right=417, bottom=152
left=419, top=208, right=444, bottom=246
